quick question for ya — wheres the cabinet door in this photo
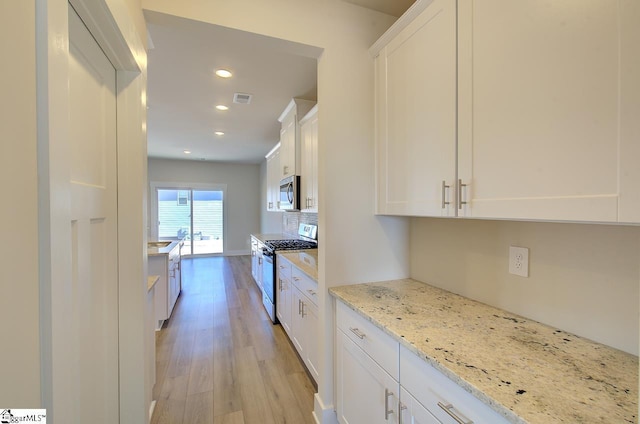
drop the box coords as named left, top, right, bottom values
left=400, top=387, right=440, bottom=424
left=290, top=287, right=306, bottom=354
left=266, top=148, right=281, bottom=211
left=457, top=0, right=640, bottom=222
left=280, top=114, right=297, bottom=178
left=301, top=106, right=319, bottom=212
left=375, top=0, right=457, bottom=217
left=276, top=274, right=292, bottom=335
left=302, top=298, right=319, bottom=382
left=337, top=329, right=400, bottom=424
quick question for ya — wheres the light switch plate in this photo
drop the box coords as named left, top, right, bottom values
left=509, top=246, right=529, bottom=277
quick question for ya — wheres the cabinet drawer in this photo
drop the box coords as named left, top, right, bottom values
left=400, top=345, right=509, bottom=424
left=292, top=268, right=318, bottom=306
left=336, top=300, right=399, bottom=379
left=277, top=256, right=292, bottom=280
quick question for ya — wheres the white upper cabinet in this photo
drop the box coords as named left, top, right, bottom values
left=265, top=143, right=281, bottom=211
left=373, top=0, right=640, bottom=223
left=375, top=0, right=456, bottom=217
left=300, top=105, right=319, bottom=212
left=457, top=0, right=639, bottom=222
left=278, top=98, right=316, bottom=180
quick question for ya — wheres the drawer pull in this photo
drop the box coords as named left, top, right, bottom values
left=399, top=402, right=407, bottom=424
left=349, top=327, right=366, bottom=339
left=384, top=389, right=394, bottom=420
left=437, top=402, right=473, bottom=424
left=307, top=289, right=316, bottom=296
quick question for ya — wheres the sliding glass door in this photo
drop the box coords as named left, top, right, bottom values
left=156, top=186, right=224, bottom=255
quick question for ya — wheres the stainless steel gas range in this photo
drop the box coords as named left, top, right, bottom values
left=260, top=224, right=317, bottom=323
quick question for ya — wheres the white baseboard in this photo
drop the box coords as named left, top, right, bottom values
left=313, top=393, right=338, bottom=424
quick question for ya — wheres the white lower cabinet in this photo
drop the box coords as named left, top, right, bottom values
left=335, top=299, right=509, bottom=424
left=399, top=387, right=439, bottom=424
left=291, top=268, right=320, bottom=382
left=149, top=243, right=181, bottom=328
left=276, top=255, right=319, bottom=383
left=337, top=330, right=399, bottom=424
left=276, top=256, right=293, bottom=334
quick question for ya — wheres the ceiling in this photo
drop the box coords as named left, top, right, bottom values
left=144, top=1, right=414, bottom=164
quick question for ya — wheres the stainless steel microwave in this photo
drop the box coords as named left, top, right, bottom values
left=279, top=175, right=300, bottom=211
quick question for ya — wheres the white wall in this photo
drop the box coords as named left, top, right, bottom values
left=0, top=0, right=41, bottom=407
left=141, top=1, right=409, bottom=420
left=148, top=157, right=261, bottom=254
left=410, top=218, right=640, bottom=355
left=259, top=159, right=283, bottom=234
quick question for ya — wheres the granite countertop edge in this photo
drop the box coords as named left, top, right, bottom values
left=329, top=278, right=638, bottom=424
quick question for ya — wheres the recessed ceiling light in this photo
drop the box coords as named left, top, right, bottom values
left=214, top=131, right=225, bottom=136
left=183, top=150, right=191, bottom=154
left=215, top=105, right=229, bottom=111
left=215, top=69, right=232, bottom=78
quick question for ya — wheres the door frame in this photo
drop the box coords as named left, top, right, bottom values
left=150, top=181, right=228, bottom=256
left=36, top=0, right=148, bottom=422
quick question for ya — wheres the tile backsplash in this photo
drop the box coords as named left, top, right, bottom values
left=283, top=212, right=318, bottom=238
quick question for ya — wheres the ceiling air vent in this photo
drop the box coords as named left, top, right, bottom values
left=233, top=93, right=253, bottom=104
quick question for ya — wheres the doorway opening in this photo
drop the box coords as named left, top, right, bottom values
left=154, top=184, right=226, bottom=256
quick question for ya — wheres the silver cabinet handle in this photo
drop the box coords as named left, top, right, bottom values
left=293, top=277, right=300, bottom=282
left=458, top=179, right=468, bottom=209
left=399, top=402, right=407, bottom=424
left=298, top=299, right=302, bottom=315
left=307, top=289, right=316, bottom=296
left=437, top=402, right=473, bottom=424
left=268, top=201, right=273, bottom=209
left=279, top=278, right=283, bottom=291
left=442, top=180, right=450, bottom=209
left=349, top=327, right=366, bottom=339
left=384, top=389, right=394, bottom=420
left=301, top=301, right=306, bottom=318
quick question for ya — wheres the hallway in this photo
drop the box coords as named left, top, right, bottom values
left=151, top=256, right=316, bottom=424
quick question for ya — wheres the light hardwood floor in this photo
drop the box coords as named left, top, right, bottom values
left=151, top=256, right=317, bottom=424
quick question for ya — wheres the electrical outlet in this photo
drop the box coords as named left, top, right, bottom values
left=509, top=246, right=529, bottom=277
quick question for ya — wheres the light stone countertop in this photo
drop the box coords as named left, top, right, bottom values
left=147, top=240, right=180, bottom=257
left=329, top=279, right=638, bottom=424
left=278, top=249, right=318, bottom=281
left=147, top=275, right=159, bottom=292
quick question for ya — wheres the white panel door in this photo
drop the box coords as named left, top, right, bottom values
left=457, top=0, right=636, bottom=222
left=68, top=6, right=119, bottom=423
left=376, top=0, right=457, bottom=216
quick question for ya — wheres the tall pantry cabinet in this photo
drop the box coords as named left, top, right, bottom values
left=373, top=0, right=640, bottom=224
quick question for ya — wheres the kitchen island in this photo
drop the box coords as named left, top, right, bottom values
left=148, top=240, right=182, bottom=329
left=330, top=279, right=638, bottom=423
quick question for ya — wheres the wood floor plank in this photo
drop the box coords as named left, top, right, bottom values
left=233, top=345, right=277, bottom=424
left=151, top=256, right=316, bottom=424
left=213, top=410, right=245, bottom=424
left=183, top=390, right=214, bottom=424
